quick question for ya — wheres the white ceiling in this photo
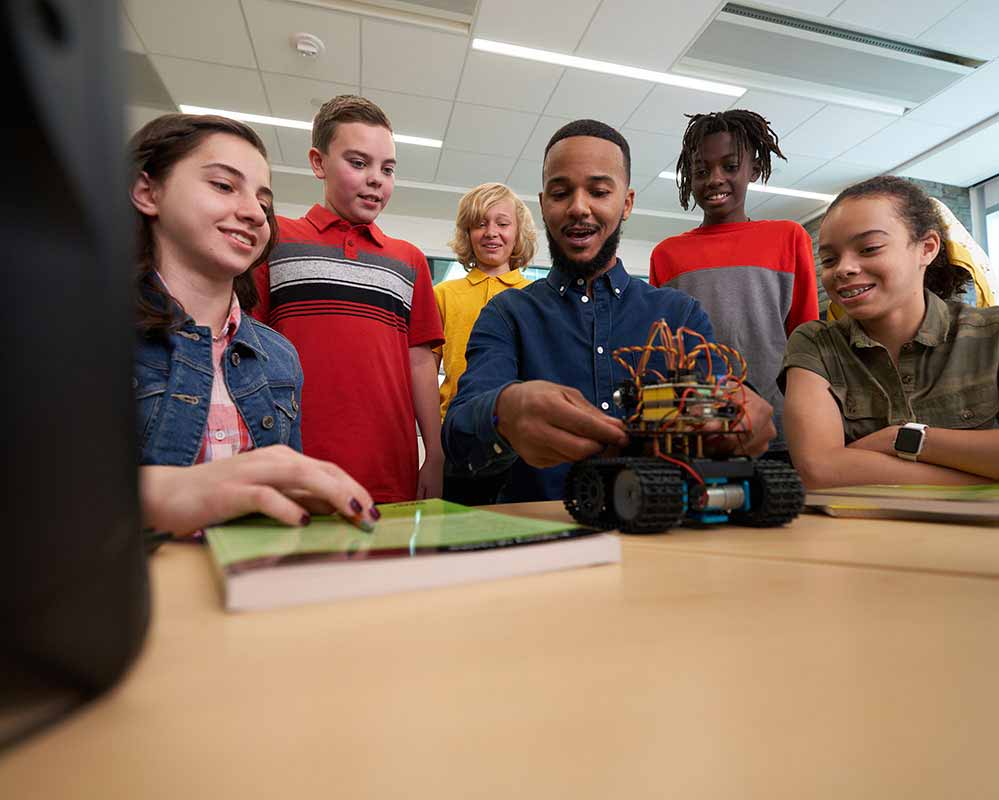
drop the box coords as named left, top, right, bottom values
left=123, top=0, right=999, bottom=233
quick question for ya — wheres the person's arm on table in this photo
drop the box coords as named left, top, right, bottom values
left=784, top=367, right=986, bottom=488
left=410, top=344, right=443, bottom=498
left=444, top=302, right=626, bottom=475
left=847, top=424, right=999, bottom=481
left=140, top=446, right=378, bottom=536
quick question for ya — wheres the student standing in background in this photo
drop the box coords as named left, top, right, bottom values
left=434, top=183, right=537, bottom=504
left=253, top=96, right=444, bottom=503
left=650, top=110, right=818, bottom=454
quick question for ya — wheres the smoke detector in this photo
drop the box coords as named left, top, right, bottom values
left=290, top=32, right=325, bottom=58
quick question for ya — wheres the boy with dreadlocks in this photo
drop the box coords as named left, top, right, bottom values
left=649, top=109, right=818, bottom=451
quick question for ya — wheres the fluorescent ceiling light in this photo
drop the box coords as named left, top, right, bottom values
left=472, top=39, right=746, bottom=98
left=178, top=105, right=443, bottom=148
left=659, top=171, right=835, bottom=202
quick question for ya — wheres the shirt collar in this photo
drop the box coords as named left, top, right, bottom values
left=214, top=291, right=241, bottom=344
left=467, top=267, right=525, bottom=286
left=545, top=258, right=630, bottom=298
left=842, top=288, right=951, bottom=349
left=305, top=203, right=386, bottom=247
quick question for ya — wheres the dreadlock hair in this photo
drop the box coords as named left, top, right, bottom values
left=827, top=175, right=971, bottom=301
left=675, top=109, right=786, bottom=210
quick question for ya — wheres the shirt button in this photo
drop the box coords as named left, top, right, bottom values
left=614, top=288, right=621, bottom=295
left=576, top=278, right=584, bottom=285
left=261, top=415, right=275, bottom=430
left=347, top=239, right=354, bottom=247
left=214, top=430, right=226, bottom=441
left=291, top=396, right=299, bottom=412
left=902, top=374, right=913, bottom=384
left=581, top=296, right=589, bottom=303
left=961, top=409, right=974, bottom=420
left=559, top=285, right=565, bottom=292
left=601, top=402, right=610, bottom=410
left=493, top=442, right=503, bottom=454
left=597, top=346, right=604, bottom=354
left=230, top=352, right=240, bottom=366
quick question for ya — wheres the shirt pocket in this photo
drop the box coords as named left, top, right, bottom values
left=913, top=382, right=999, bottom=430
left=828, top=384, right=889, bottom=443
left=270, top=382, right=299, bottom=440
left=133, top=361, right=169, bottom=450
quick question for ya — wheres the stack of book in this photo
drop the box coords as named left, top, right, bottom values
left=206, top=499, right=620, bottom=612
left=805, top=483, right=999, bottom=524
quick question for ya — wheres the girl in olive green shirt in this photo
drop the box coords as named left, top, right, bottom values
left=780, top=176, right=999, bottom=489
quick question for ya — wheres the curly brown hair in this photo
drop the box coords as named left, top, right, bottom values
left=675, top=109, right=786, bottom=210
left=129, top=113, right=278, bottom=334
left=828, top=175, right=971, bottom=300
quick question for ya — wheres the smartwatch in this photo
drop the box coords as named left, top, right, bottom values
left=893, top=422, right=928, bottom=461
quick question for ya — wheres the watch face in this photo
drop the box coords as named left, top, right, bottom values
left=895, top=427, right=924, bottom=453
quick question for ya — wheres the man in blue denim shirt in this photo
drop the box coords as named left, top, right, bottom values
left=443, top=120, right=776, bottom=502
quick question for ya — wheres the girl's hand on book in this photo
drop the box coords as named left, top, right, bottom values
left=140, top=446, right=378, bottom=536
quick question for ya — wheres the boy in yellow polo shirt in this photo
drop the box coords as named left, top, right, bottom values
left=434, top=182, right=537, bottom=504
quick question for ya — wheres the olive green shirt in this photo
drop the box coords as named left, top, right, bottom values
left=779, top=291, right=999, bottom=444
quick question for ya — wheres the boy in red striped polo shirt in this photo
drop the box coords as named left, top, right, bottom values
left=253, top=96, right=444, bottom=502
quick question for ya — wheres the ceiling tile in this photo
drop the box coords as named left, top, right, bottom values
left=918, top=0, right=999, bottom=60
left=435, top=150, right=516, bottom=188
left=750, top=195, right=828, bottom=222
left=838, top=117, right=961, bottom=169
left=354, top=88, right=453, bottom=140
left=752, top=0, right=841, bottom=14
left=767, top=154, right=829, bottom=187
left=246, top=123, right=285, bottom=167
left=506, top=159, right=543, bottom=196
left=444, top=104, right=537, bottom=157
left=125, top=104, right=166, bottom=137
left=906, top=59, right=999, bottom=129
left=456, top=51, right=563, bottom=113
left=241, top=0, right=360, bottom=84
left=150, top=55, right=270, bottom=113
left=260, top=73, right=358, bottom=122
left=635, top=177, right=697, bottom=216
left=544, top=70, right=653, bottom=129
left=624, top=84, right=729, bottom=135
left=779, top=105, right=896, bottom=160
left=522, top=115, right=572, bottom=163
left=621, top=128, right=684, bottom=180
left=900, top=120, right=999, bottom=187
left=473, top=0, right=601, bottom=52
left=393, top=143, right=442, bottom=183
left=576, top=1, right=717, bottom=72
left=730, top=90, right=825, bottom=140
left=124, top=0, right=255, bottom=68
left=274, top=128, right=313, bottom=169
left=829, top=0, right=965, bottom=40
left=361, top=19, right=467, bottom=99
left=791, top=160, right=878, bottom=194
left=121, top=12, right=144, bottom=53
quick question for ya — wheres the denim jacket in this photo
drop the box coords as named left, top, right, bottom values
left=134, top=307, right=303, bottom=466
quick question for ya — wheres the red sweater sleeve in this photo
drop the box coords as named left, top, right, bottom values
left=785, top=224, right=819, bottom=336
left=250, top=262, right=271, bottom=324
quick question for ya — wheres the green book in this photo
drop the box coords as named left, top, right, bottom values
left=206, top=499, right=620, bottom=611
left=805, top=483, right=999, bottom=524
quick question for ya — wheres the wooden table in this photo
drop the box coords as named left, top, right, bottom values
left=3, top=504, right=999, bottom=798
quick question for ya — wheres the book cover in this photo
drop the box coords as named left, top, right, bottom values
left=805, top=483, right=999, bottom=524
left=206, top=499, right=621, bottom=611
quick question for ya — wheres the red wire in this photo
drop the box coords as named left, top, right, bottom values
left=656, top=452, right=704, bottom=485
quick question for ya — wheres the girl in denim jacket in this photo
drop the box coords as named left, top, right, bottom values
left=131, top=114, right=378, bottom=534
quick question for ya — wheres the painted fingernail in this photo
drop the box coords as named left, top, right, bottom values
left=370, top=506, right=381, bottom=521
left=300, top=513, right=311, bottom=527
left=350, top=497, right=363, bottom=514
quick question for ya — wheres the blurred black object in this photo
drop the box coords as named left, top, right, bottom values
left=0, top=0, right=149, bottom=749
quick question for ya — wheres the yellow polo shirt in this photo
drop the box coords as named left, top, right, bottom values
left=433, top=267, right=532, bottom=420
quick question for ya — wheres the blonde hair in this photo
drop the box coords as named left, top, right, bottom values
left=448, top=183, right=537, bottom=271
left=312, top=95, right=392, bottom=154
